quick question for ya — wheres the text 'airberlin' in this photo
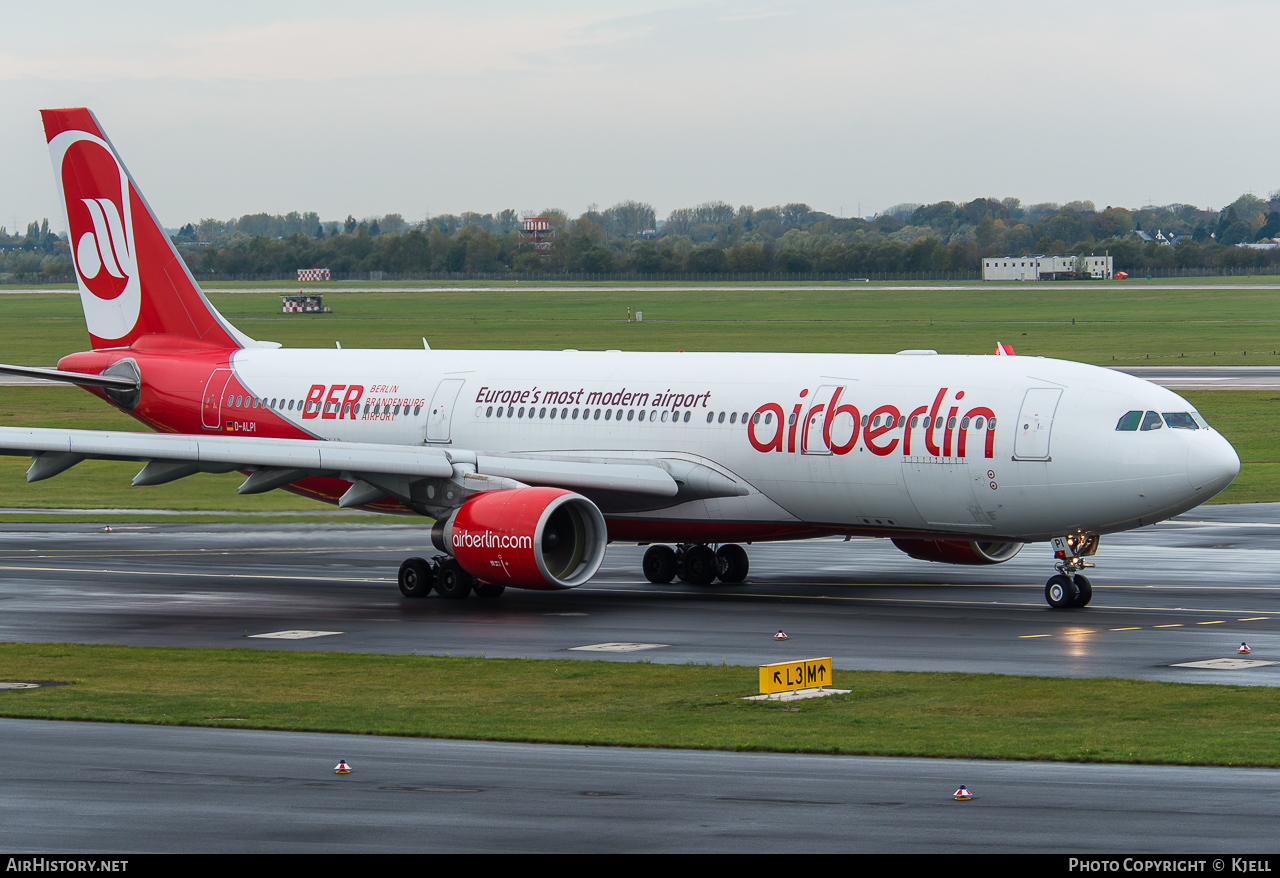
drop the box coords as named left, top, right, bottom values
left=453, top=530, right=534, bottom=550
left=749, top=387, right=997, bottom=459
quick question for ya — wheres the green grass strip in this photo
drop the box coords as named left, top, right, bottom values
left=1, top=643, right=1278, bottom=766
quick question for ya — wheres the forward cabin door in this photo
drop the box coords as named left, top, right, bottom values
left=425, top=378, right=466, bottom=443
left=1012, top=388, right=1062, bottom=460
left=202, top=369, right=233, bottom=431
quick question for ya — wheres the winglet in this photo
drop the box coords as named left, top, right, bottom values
left=994, top=343, right=1015, bottom=356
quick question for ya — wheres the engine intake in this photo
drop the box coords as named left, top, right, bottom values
left=433, top=487, right=607, bottom=589
left=891, top=538, right=1023, bottom=565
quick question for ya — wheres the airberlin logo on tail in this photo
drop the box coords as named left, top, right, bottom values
left=75, top=197, right=132, bottom=287
left=748, top=386, right=998, bottom=459
left=48, top=129, right=141, bottom=341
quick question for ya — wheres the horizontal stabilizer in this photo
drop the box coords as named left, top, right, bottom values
left=0, top=362, right=138, bottom=389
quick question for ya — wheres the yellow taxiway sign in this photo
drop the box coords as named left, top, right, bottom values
left=758, top=657, right=833, bottom=694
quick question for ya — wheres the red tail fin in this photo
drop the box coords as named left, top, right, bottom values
left=42, top=108, right=250, bottom=351
left=994, top=343, right=1015, bottom=356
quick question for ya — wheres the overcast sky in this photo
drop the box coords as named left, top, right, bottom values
left=2, top=0, right=1276, bottom=234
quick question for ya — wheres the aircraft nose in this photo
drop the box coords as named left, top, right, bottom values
left=1186, top=430, right=1240, bottom=498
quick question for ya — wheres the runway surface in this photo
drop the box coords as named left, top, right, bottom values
left=3, top=717, right=1277, bottom=854
left=1, top=503, right=1278, bottom=686
left=4, top=506, right=1279, bottom=853
left=1112, top=366, right=1280, bottom=390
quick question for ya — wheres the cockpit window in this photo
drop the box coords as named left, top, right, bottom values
left=1162, top=412, right=1198, bottom=430
left=1115, top=410, right=1142, bottom=431
left=1140, top=411, right=1163, bottom=431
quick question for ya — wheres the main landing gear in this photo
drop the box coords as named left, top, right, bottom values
left=398, top=556, right=506, bottom=600
left=1044, top=533, right=1100, bottom=609
left=642, top=543, right=750, bottom=586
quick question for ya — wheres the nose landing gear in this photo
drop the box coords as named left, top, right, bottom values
left=1045, top=533, right=1099, bottom=608
left=1045, top=572, right=1093, bottom=608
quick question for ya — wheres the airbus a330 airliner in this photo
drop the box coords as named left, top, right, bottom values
left=0, top=108, right=1241, bottom=608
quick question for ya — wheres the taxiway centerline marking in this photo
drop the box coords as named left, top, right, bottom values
left=1022, top=623, right=1275, bottom=639
left=5, top=564, right=1279, bottom=618
left=1159, top=520, right=1280, bottom=528
left=0, top=547, right=375, bottom=559
left=600, top=579, right=1280, bottom=594
left=576, top=585, right=1280, bottom=615
left=0, top=564, right=383, bottom=583
left=1105, top=585, right=1280, bottom=592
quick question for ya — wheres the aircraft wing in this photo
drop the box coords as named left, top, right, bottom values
left=0, top=426, right=691, bottom=509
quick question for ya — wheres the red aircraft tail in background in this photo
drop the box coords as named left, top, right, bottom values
left=42, top=108, right=247, bottom=351
left=994, top=343, right=1015, bottom=356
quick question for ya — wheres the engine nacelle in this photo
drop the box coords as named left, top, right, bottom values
left=433, top=487, right=607, bottom=590
left=890, top=538, right=1023, bottom=565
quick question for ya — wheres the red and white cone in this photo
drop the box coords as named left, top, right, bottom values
left=1238, top=642, right=1251, bottom=655
left=954, top=785, right=973, bottom=800
left=774, top=630, right=788, bottom=641
left=334, top=760, right=352, bottom=774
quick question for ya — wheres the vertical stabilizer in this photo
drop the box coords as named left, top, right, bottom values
left=42, top=108, right=254, bottom=351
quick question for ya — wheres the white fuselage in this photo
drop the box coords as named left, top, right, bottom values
left=222, top=348, right=1240, bottom=542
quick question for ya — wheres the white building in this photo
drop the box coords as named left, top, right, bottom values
left=982, top=255, right=1113, bottom=281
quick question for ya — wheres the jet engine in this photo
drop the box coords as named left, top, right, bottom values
left=890, top=538, right=1023, bottom=565
left=432, top=487, right=608, bottom=589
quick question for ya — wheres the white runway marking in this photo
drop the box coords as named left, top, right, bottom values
left=569, top=642, right=668, bottom=652
left=248, top=630, right=343, bottom=640
left=1170, top=658, right=1276, bottom=670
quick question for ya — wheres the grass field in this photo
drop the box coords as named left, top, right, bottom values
left=1, top=643, right=1278, bottom=766
left=8, top=274, right=1280, bottom=292
left=1, top=285, right=1279, bottom=366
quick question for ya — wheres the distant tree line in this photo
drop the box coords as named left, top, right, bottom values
left=0, top=220, right=69, bottom=279
left=4, top=193, right=1278, bottom=281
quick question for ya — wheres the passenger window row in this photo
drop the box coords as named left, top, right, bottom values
left=479, top=405, right=708, bottom=423
left=473, top=405, right=997, bottom=432
left=229, top=394, right=295, bottom=411
left=226, top=394, right=419, bottom=417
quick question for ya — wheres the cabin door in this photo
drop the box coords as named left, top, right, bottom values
left=1012, top=388, right=1062, bottom=460
left=425, top=378, right=466, bottom=442
left=202, top=369, right=233, bottom=431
